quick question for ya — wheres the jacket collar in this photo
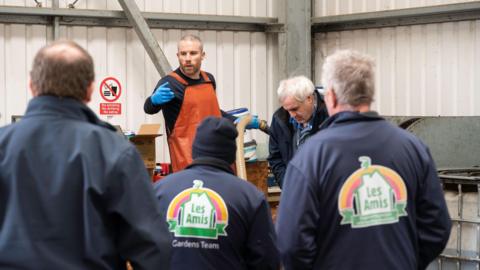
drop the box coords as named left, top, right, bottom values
left=186, top=157, right=235, bottom=175
left=23, top=95, right=116, bottom=131
left=320, top=111, right=383, bottom=130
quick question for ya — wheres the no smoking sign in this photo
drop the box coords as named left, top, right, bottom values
left=99, top=77, right=122, bottom=115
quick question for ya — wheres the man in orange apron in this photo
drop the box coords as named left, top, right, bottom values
left=144, top=34, right=243, bottom=172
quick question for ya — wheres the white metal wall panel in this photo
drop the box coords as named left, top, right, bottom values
left=314, top=20, right=480, bottom=116
left=314, top=0, right=480, bottom=16
left=0, top=0, right=277, bottom=163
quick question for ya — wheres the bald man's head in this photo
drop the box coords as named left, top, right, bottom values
left=30, top=40, right=94, bottom=101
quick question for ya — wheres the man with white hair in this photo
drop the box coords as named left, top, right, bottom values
left=276, top=50, right=451, bottom=269
left=268, top=75, right=328, bottom=188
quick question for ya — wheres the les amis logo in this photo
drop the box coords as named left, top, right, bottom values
left=338, top=156, right=408, bottom=228
left=166, top=180, right=229, bottom=239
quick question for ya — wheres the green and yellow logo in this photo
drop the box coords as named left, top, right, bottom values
left=166, top=180, right=228, bottom=239
left=338, top=156, right=408, bottom=228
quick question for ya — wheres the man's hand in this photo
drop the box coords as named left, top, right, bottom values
left=235, top=115, right=260, bottom=129
left=246, top=115, right=260, bottom=129
left=150, top=82, right=174, bottom=105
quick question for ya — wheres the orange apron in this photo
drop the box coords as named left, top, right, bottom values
left=167, top=71, right=221, bottom=172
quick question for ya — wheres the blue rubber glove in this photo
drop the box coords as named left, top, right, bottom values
left=246, top=115, right=260, bottom=129
left=150, top=82, right=174, bottom=105
left=234, top=115, right=260, bottom=129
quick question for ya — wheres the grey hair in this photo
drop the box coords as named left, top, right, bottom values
left=277, top=75, right=315, bottom=103
left=321, top=50, right=375, bottom=106
left=178, top=34, right=203, bottom=52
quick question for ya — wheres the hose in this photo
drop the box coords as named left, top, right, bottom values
left=258, top=119, right=270, bottom=135
left=235, top=114, right=252, bottom=180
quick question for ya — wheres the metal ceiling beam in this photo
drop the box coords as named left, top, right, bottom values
left=312, top=2, right=480, bottom=32
left=117, top=0, right=171, bottom=77
left=0, top=6, right=280, bottom=32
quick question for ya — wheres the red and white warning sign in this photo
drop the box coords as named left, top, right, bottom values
left=99, top=77, right=122, bottom=115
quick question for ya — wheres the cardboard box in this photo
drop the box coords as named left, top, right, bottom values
left=128, top=124, right=162, bottom=170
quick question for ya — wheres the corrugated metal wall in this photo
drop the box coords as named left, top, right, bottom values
left=314, top=0, right=480, bottom=16
left=2, top=0, right=479, bottom=162
left=314, top=0, right=480, bottom=116
left=0, top=0, right=278, bottom=162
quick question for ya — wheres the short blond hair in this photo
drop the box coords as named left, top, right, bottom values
left=178, top=34, right=203, bottom=52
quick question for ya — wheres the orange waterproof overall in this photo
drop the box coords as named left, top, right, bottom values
left=167, top=71, right=221, bottom=172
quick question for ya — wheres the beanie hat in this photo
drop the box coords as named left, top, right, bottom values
left=192, top=116, right=238, bottom=164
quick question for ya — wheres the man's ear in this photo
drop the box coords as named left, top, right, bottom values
left=327, top=88, right=338, bottom=108
left=306, top=93, right=314, bottom=104
left=84, top=82, right=94, bottom=103
left=28, top=78, right=37, bottom=97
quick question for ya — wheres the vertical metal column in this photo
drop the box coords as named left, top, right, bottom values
left=477, top=183, right=480, bottom=270
left=117, top=0, right=172, bottom=77
left=457, top=184, right=463, bottom=270
left=278, top=0, right=312, bottom=78
left=52, top=0, right=60, bottom=40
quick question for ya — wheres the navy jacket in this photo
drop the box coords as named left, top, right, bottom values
left=0, top=96, right=171, bottom=269
left=154, top=158, right=279, bottom=270
left=268, top=90, right=328, bottom=187
left=276, top=111, right=451, bottom=270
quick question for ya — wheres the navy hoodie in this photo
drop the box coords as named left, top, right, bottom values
left=0, top=96, right=171, bottom=269
left=155, top=158, right=280, bottom=270
left=276, top=111, right=451, bottom=270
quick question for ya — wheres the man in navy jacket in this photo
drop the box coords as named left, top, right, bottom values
left=276, top=50, right=451, bottom=270
left=0, top=41, right=171, bottom=269
left=154, top=116, right=279, bottom=270
left=268, top=76, right=328, bottom=188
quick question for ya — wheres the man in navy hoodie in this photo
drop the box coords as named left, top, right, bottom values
left=276, top=50, right=451, bottom=270
left=0, top=41, right=171, bottom=269
left=154, top=116, right=279, bottom=270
